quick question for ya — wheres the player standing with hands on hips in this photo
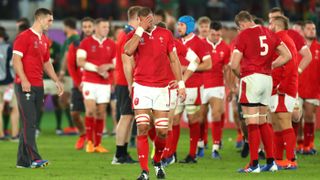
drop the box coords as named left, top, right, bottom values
left=12, top=8, right=64, bottom=168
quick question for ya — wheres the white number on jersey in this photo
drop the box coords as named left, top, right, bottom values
left=259, top=36, right=269, bottom=56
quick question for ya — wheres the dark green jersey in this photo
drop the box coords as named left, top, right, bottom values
left=61, top=34, right=80, bottom=76
left=44, top=40, right=61, bottom=79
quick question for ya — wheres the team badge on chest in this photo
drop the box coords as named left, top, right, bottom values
left=91, top=45, right=97, bottom=52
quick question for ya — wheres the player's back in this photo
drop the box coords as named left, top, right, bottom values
left=235, top=25, right=280, bottom=77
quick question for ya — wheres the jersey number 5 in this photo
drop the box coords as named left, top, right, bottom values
left=259, top=36, right=269, bottom=56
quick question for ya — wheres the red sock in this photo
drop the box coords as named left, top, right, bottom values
left=189, top=122, right=200, bottom=158
left=211, top=121, right=222, bottom=145
left=85, top=116, right=94, bottom=142
left=162, top=130, right=173, bottom=159
left=94, top=119, right=104, bottom=146
left=292, top=122, right=299, bottom=137
left=203, top=118, right=208, bottom=145
left=171, top=125, right=180, bottom=155
left=259, top=123, right=274, bottom=159
left=148, top=126, right=156, bottom=142
left=248, top=124, right=261, bottom=165
left=153, top=136, right=167, bottom=163
left=221, top=113, right=225, bottom=128
left=282, top=128, right=296, bottom=161
left=137, top=135, right=149, bottom=172
left=273, top=131, right=284, bottom=160
left=200, top=122, right=205, bottom=142
left=304, top=122, right=314, bottom=148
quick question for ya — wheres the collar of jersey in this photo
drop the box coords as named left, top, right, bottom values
left=206, top=37, right=222, bottom=49
left=30, top=28, right=42, bottom=40
left=249, top=25, right=260, bottom=29
left=92, top=35, right=107, bottom=45
left=182, top=33, right=195, bottom=45
left=144, top=26, right=157, bottom=36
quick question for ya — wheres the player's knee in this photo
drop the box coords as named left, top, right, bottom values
left=154, top=117, right=169, bottom=129
left=212, top=111, right=222, bottom=121
left=135, top=114, right=150, bottom=135
left=85, top=108, right=95, bottom=117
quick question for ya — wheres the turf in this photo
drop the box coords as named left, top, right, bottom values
left=1, top=112, right=320, bottom=180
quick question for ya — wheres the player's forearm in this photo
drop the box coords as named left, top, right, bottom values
left=124, top=36, right=141, bottom=56
left=196, top=58, right=212, bottom=71
left=298, top=48, right=312, bottom=74
left=169, top=53, right=183, bottom=81
left=12, top=54, right=28, bottom=82
left=122, top=54, right=134, bottom=86
left=182, top=70, right=193, bottom=82
left=59, top=54, right=67, bottom=74
left=43, top=61, right=59, bottom=82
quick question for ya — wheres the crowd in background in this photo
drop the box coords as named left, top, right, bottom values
left=1, top=0, right=320, bottom=22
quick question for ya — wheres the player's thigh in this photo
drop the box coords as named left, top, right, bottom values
left=132, top=83, right=153, bottom=110
left=276, top=112, right=292, bottom=130
left=239, top=74, right=272, bottom=105
left=209, top=97, right=224, bottom=116
left=153, top=87, right=170, bottom=111
left=153, top=110, right=169, bottom=135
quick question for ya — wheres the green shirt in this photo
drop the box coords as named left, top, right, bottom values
left=61, top=34, right=80, bottom=76
left=44, top=40, right=61, bottom=79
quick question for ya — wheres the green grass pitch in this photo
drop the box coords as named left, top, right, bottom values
left=1, top=112, right=320, bottom=179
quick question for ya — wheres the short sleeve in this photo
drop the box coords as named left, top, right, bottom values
left=234, top=33, right=245, bottom=53
left=13, top=34, right=28, bottom=57
left=77, top=39, right=88, bottom=59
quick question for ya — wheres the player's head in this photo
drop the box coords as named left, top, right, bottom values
left=269, top=15, right=289, bottom=32
left=292, top=21, right=304, bottom=36
left=18, top=23, right=30, bottom=34
left=234, top=11, right=254, bottom=31
left=16, top=17, right=30, bottom=30
left=128, top=6, right=142, bottom=28
left=63, top=17, right=77, bottom=34
left=268, top=7, right=283, bottom=20
left=177, top=15, right=195, bottom=37
left=94, top=18, right=110, bottom=38
left=155, top=9, right=167, bottom=24
left=137, top=7, right=154, bottom=32
left=81, top=17, right=94, bottom=37
left=303, top=20, right=317, bottom=40
left=197, top=16, right=211, bottom=38
left=34, top=8, right=53, bottom=31
left=0, top=26, right=9, bottom=43
left=209, top=21, right=222, bottom=43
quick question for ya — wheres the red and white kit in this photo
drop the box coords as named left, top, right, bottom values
left=127, top=26, right=176, bottom=111
left=270, top=30, right=298, bottom=113
left=202, top=38, right=230, bottom=103
left=234, top=25, right=281, bottom=105
left=77, top=35, right=116, bottom=104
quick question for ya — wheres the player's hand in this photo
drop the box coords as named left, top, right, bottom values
left=21, top=79, right=31, bottom=92
left=177, top=88, right=186, bottom=103
left=139, top=15, right=153, bottom=30
left=168, top=80, right=178, bottom=89
left=58, top=71, right=65, bottom=82
left=55, top=81, right=64, bottom=96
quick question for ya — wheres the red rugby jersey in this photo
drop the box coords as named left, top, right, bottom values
left=13, top=28, right=50, bottom=86
left=78, top=35, right=116, bottom=84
